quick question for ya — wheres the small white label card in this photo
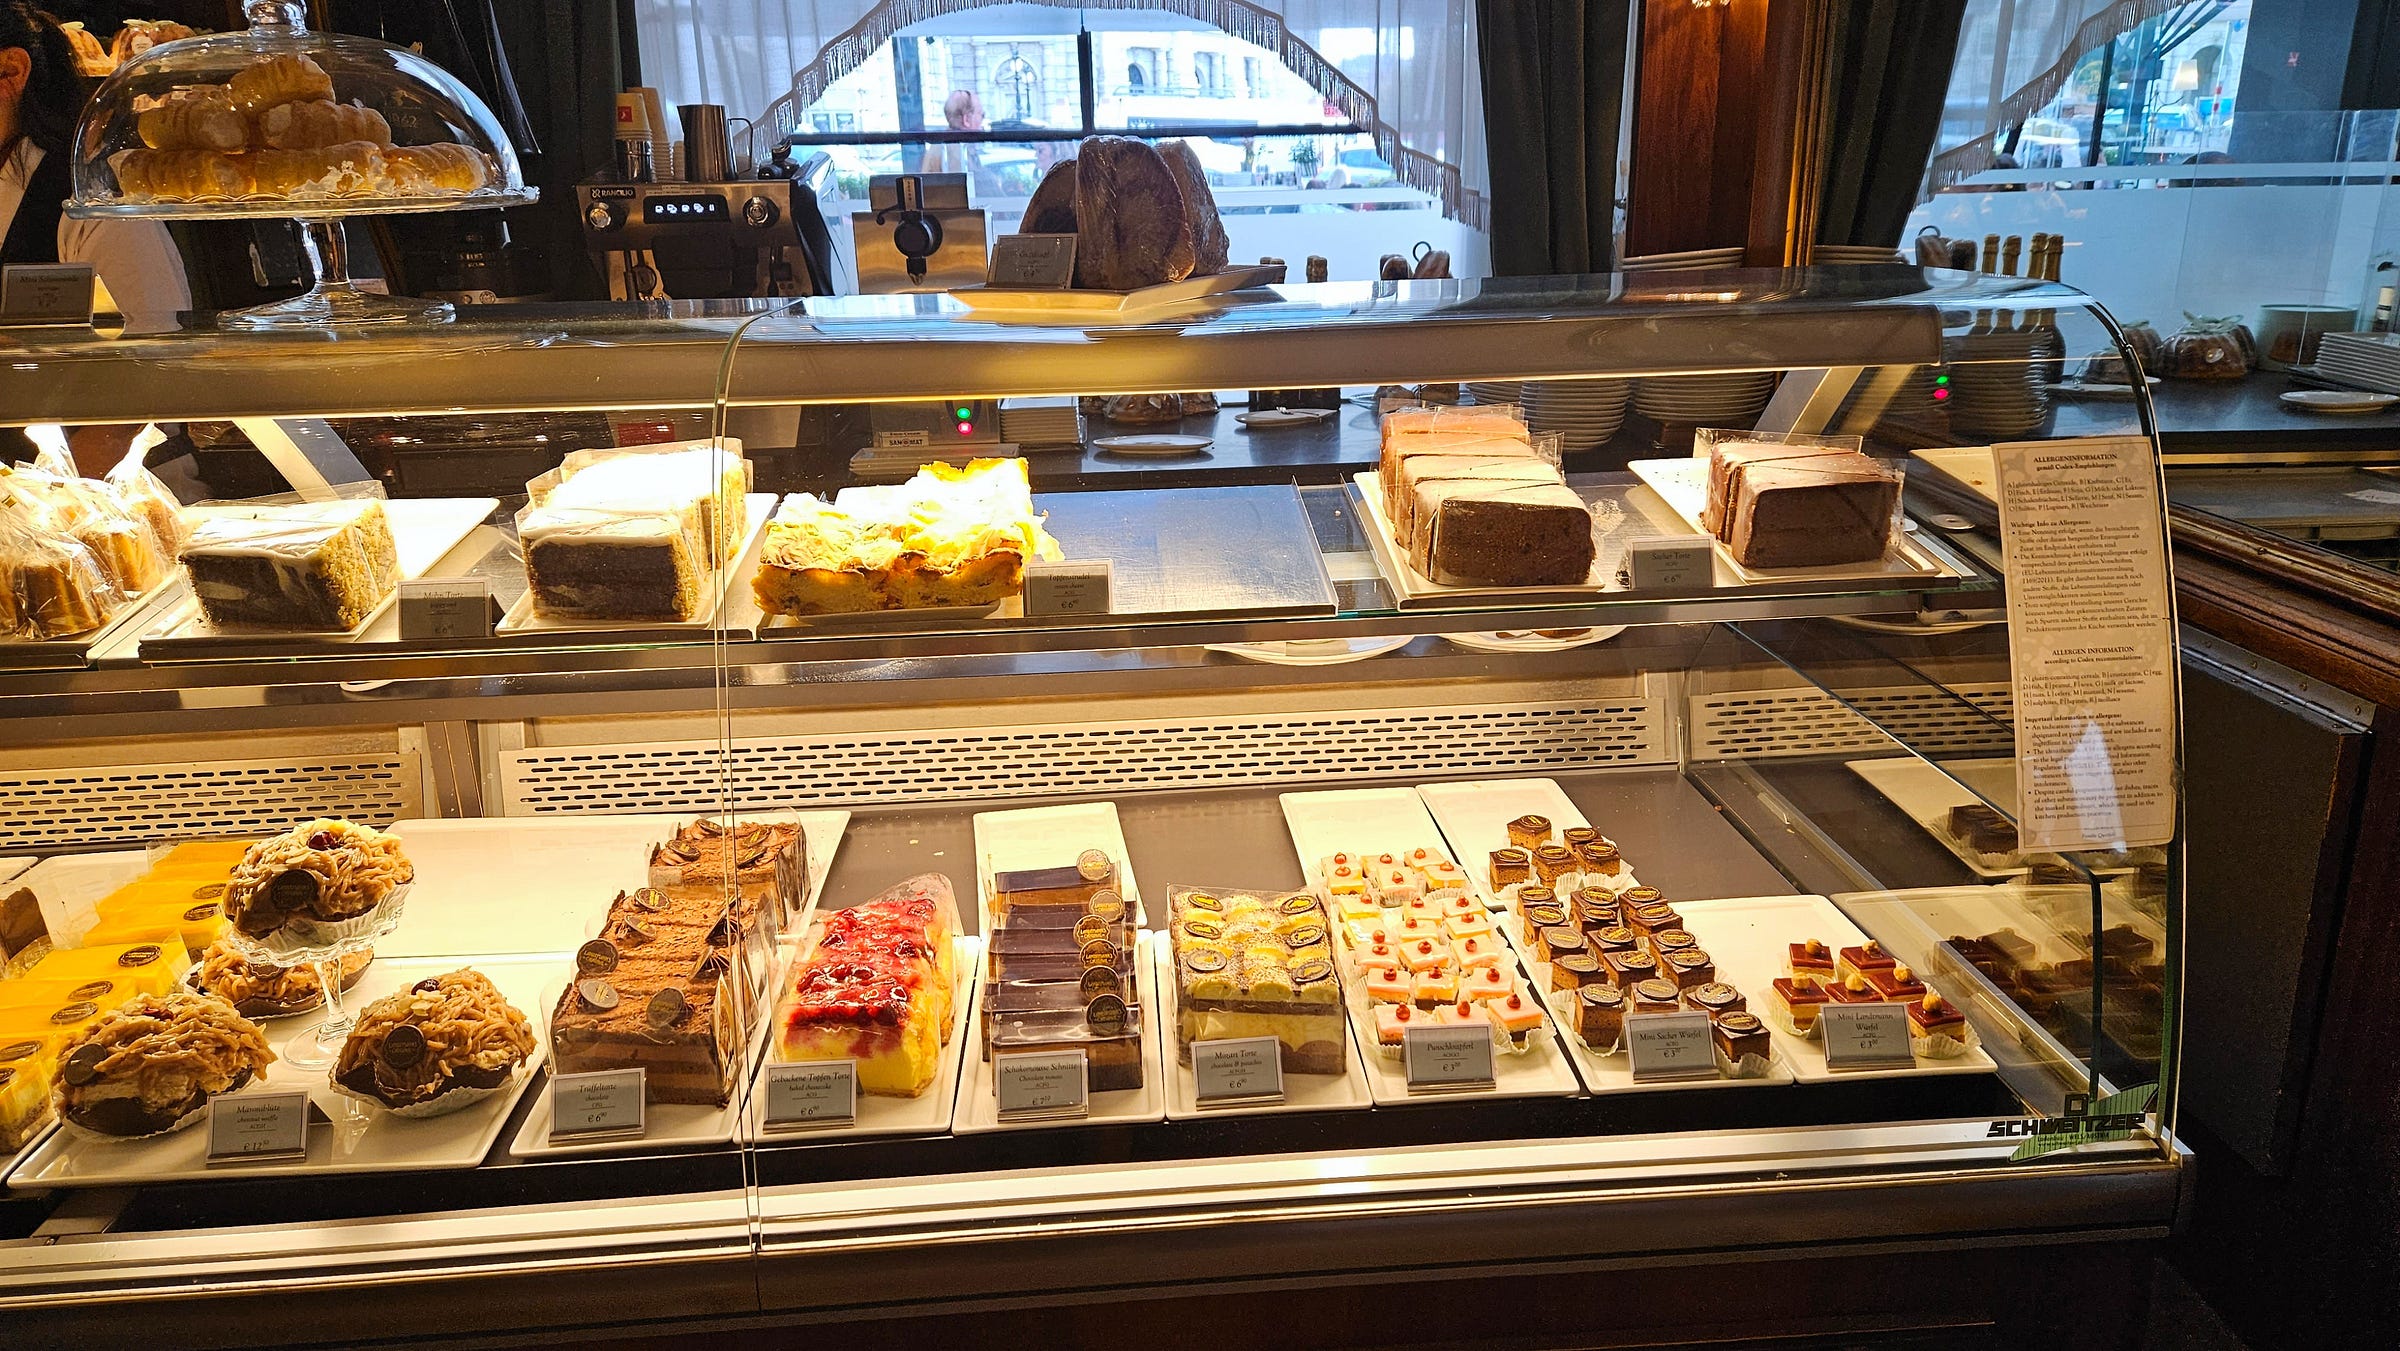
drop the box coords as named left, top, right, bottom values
left=550, top=1068, right=647, bottom=1141
left=1625, top=537, right=1715, bottom=590
left=206, top=1090, right=313, bottom=1164
left=1820, top=1004, right=1916, bottom=1072
left=0, top=263, right=95, bottom=326
left=398, top=577, right=495, bottom=640
left=1626, top=1011, right=1718, bottom=1083
left=987, top=233, right=1077, bottom=288
left=1022, top=559, right=1114, bottom=617
left=1991, top=435, right=2178, bottom=851
left=1403, top=1023, right=1496, bottom=1094
left=762, top=1061, right=858, bottom=1131
left=995, top=1049, right=1089, bottom=1121
left=1191, top=1035, right=1284, bottom=1108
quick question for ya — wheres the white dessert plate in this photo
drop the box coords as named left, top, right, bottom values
left=495, top=493, right=777, bottom=639
left=1511, top=923, right=1796, bottom=1095
left=1093, top=434, right=1213, bottom=456
left=1235, top=408, right=1337, bottom=428
left=1416, top=776, right=1603, bottom=910
left=1205, top=636, right=1412, bottom=666
left=1628, top=459, right=1952, bottom=586
left=1153, top=937, right=1373, bottom=1121
left=1674, top=895, right=1998, bottom=1084
left=1440, top=627, right=1625, bottom=654
left=384, top=810, right=848, bottom=958
left=2281, top=389, right=2398, bottom=414
left=759, top=600, right=1012, bottom=636
left=971, top=800, right=1151, bottom=930
left=743, top=935, right=978, bottom=1143
left=10, top=955, right=554, bottom=1190
left=1279, top=787, right=1463, bottom=900
left=953, top=930, right=1168, bottom=1135
left=1842, top=757, right=2028, bottom=879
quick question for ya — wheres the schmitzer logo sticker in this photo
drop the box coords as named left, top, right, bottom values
left=1989, top=1084, right=2159, bottom=1162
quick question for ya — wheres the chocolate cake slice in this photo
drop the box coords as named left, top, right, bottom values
left=1715, top=455, right=1899, bottom=569
left=1409, top=480, right=1595, bottom=587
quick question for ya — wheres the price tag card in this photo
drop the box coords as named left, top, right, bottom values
left=1626, top=1012, right=1718, bottom=1083
left=1625, top=538, right=1715, bottom=591
left=549, top=1068, right=648, bottom=1141
left=1022, top=560, right=1114, bottom=617
left=995, top=1050, right=1089, bottom=1121
left=1191, top=1036, right=1284, bottom=1108
left=206, top=1090, right=314, bottom=1164
left=398, top=578, right=496, bottom=640
left=1821, top=1004, right=1916, bottom=1072
left=762, top=1061, right=857, bottom=1132
left=987, top=233, right=1077, bottom=288
left=1403, top=1024, right=1495, bottom=1094
left=1, top=263, right=95, bottom=327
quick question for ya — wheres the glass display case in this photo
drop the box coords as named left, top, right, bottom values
left=0, top=268, right=2185, bottom=1346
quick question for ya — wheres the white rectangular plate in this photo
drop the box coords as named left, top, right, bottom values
left=742, top=935, right=978, bottom=1143
left=385, top=810, right=849, bottom=958
left=497, top=493, right=778, bottom=640
left=1910, top=447, right=1998, bottom=506
left=1335, top=920, right=1583, bottom=1107
left=1629, top=458, right=1951, bottom=585
left=1674, top=895, right=1998, bottom=1083
left=1278, top=787, right=1459, bottom=893
left=1844, top=756, right=2027, bottom=878
left=1417, top=776, right=1595, bottom=911
left=9, top=956, right=552, bottom=1189
left=953, top=930, right=1168, bottom=1134
left=1154, top=935, right=1372, bottom=1121
left=970, top=801, right=1149, bottom=930
left=1508, top=924, right=1797, bottom=1094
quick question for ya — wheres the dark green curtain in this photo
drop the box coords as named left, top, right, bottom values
left=1815, top=0, right=1968, bottom=248
left=1475, top=0, right=1629, bottom=276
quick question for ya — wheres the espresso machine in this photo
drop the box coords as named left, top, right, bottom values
left=577, top=178, right=836, bottom=301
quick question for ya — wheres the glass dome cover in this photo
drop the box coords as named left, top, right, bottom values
left=67, top=1, right=535, bottom=220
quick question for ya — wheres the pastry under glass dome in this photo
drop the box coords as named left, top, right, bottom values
left=66, top=1, right=536, bottom=329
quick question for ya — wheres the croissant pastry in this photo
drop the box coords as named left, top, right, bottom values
left=138, top=90, right=248, bottom=152
left=109, top=20, right=197, bottom=67
left=256, top=99, right=393, bottom=151
left=228, top=52, right=335, bottom=118
left=61, top=22, right=112, bottom=77
left=379, top=143, right=491, bottom=195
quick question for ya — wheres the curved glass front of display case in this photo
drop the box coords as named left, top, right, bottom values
left=0, top=269, right=2184, bottom=1343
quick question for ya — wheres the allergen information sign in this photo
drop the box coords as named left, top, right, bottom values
left=1991, top=436, right=2179, bottom=852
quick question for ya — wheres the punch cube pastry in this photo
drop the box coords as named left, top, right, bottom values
left=1445, top=909, right=1495, bottom=942
left=1452, top=934, right=1502, bottom=972
left=1771, top=977, right=1829, bottom=1033
left=1713, top=1011, right=1772, bottom=1065
left=179, top=499, right=400, bottom=631
left=1421, top=861, right=1471, bottom=900
left=1399, top=937, right=1449, bottom=974
left=1364, top=964, right=1410, bottom=1004
left=1575, top=984, right=1627, bottom=1049
left=1323, top=860, right=1369, bottom=903
left=1410, top=966, right=1459, bottom=1008
left=1788, top=938, right=1836, bottom=985
left=1461, top=964, right=1516, bottom=1003
left=1367, top=866, right=1423, bottom=909
left=1483, top=990, right=1546, bottom=1049
left=1863, top=962, right=1929, bottom=1003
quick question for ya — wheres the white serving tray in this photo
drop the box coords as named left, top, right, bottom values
left=1909, top=447, right=1999, bottom=507
left=0, top=572, right=186, bottom=672
left=1674, top=895, right=1999, bottom=1084
left=951, top=263, right=1280, bottom=315
left=741, top=935, right=978, bottom=1143
left=970, top=801, right=1150, bottom=930
left=1844, top=756, right=2028, bottom=879
left=1511, top=921, right=1796, bottom=1095
left=1629, top=458, right=1954, bottom=585
left=8, top=955, right=553, bottom=1189
left=144, top=497, right=498, bottom=649
left=383, top=810, right=849, bottom=959
left=1418, top=776, right=1608, bottom=910
left=496, top=493, right=777, bottom=642
left=1278, top=787, right=1462, bottom=895
left=1334, top=917, right=1584, bottom=1108
left=1152, top=932, right=1372, bottom=1121
left=952, top=930, right=1168, bottom=1135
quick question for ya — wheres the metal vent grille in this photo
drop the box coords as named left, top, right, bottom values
left=500, top=700, right=1670, bottom=814
left=0, top=755, right=422, bottom=852
left=1687, top=683, right=2015, bottom=761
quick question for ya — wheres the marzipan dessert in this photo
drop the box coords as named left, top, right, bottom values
left=223, top=819, right=414, bottom=949
left=192, top=941, right=372, bottom=1018
left=333, top=969, right=536, bottom=1116
left=53, top=991, right=275, bottom=1138
left=753, top=459, right=1060, bottom=616
left=108, top=50, right=499, bottom=204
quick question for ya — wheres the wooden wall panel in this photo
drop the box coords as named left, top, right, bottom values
left=1626, top=1, right=1730, bottom=256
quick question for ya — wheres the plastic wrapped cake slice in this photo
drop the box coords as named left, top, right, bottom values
left=177, top=498, right=399, bottom=630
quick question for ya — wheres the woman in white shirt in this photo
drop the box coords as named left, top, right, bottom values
left=0, top=2, right=191, bottom=470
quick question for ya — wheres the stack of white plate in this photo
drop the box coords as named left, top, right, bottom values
left=1524, top=378, right=1631, bottom=451
left=2313, top=332, right=2400, bottom=394
left=1945, top=329, right=2050, bottom=437
left=1620, top=246, right=1746, bottom=273
left=1465, top=380, right=1524, bottom=410
left=1629, top=370, right=1778, bottom=424
left=999, top=396, right=1081, bottom=447
left=1812, top=244, right=1907, bottom=265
